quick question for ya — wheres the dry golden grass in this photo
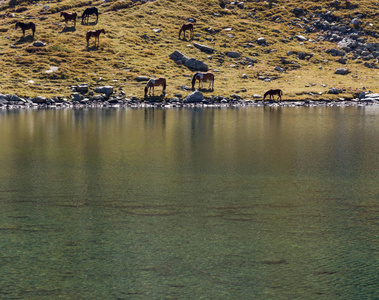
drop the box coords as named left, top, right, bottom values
left=0, top=0, right=378, bottom=99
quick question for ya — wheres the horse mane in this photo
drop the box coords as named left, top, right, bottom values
left=191, top=72, right=199, bottom=88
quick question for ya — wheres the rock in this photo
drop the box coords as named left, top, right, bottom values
left=31, top=96, right=47, bottom=103
left=10, top=94, right=20, bottom=102
left=237, top=2, right=244, bottom=9
left=257, top=37, right=266, bottom=45
left=337, top=58, right=347, bottom=64
left=253, top=94, right=262, bottom=99
left=76, top=83, right=89, bottom=94
left=135, top=76, right=150, bottom=82
left=275, top=66, right=285, bottom=72
left=298, top=52, right=306, bottom=60
left=242, top=74, right=248, bottom=79
left=72, top=93, right=83, bottom=101
left=295, top=35, right=307, bottom=42
left=329, top=48, right=345, bottom=56
left=33, top=41, right=46, bottom=47
left=328, top=87, right=342, bottom=94
left=152, top=28, right=161, bottom=33
left=184, top=91, right=204, bottom=103
left=94, top=86, right=114, bottom=98
left=226, top=51, right=241, bottom=58
left=334, top=68, right=350, bottom=75
left=184, top=58, right=208, bottom=71
left=193, top=42, right=215, bottom=53
left=169, top=50, right=189, bottom=64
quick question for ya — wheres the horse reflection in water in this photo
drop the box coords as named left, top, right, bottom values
left=144, top=78, right=166, bottom=97
left=263, top=89, right=283, bottom=101
left=179, top=23, right=194, bottom=39
left=191, top=72, right=214, bottom=90
left=15, top=22, right=35, bottom=37
left=86, top=29, right=105, bottom=47
left=61, top=11, right=77, bottom=27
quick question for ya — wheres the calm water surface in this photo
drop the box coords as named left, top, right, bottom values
left=0, top=107, right=378, bottom=299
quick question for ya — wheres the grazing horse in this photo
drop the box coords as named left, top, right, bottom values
left=81, top=7, right=99, bottom=24
left=86, top=29, right=105, bottom=47
left=179, top=23, right=194, bottom=39
left=191, top=72, right=214, bottom=90
left=60, top=11, right=77, bottom=27
left=15, top=22, right=35, bottom=37
left=263, top=89, right=283, bottom=101
left=144, top=78, right=167, bottom=97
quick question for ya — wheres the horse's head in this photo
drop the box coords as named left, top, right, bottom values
left=15, top=22, right=19, bottom=29
left=60, top=11, right=64, bottom=17
left=101, top=29, right=105, bottom=34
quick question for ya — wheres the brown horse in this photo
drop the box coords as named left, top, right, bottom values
left=86, top=29, right=105, bottom=47
left=191, top=72, right=214, bottom=90
left=179, top=23, right=194, bottom=39
left=15, top=22, right=35, bottom=37
left=263, top=89, right=283, bottom=101
left=144, top=78, right=166, bottom=97
left=61, top=11, right=77, bottom=27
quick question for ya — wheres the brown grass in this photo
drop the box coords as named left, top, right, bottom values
left=0, top=0, right=377, bottom=99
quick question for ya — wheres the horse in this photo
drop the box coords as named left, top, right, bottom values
left=144, top=78, right=166, bottom=97
left=263, top=89, right=283, bottom=101
left=191, top=72, right=214, bottom=90
left=81, top=7, right=98, bottom=24
left=60, top=11, right=77, bottom=27
left=179, top=23, right=194, bottom=39
left=15, top=22, right=35, bottom=37
left=86, top=29, right=105, bottom=47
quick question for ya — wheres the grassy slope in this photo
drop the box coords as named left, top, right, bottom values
left=0, top=0, right=378, bottom=100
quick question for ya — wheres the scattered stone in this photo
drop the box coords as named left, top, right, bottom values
left=76, top=83, right=89, bottom=94
left=33, top=41, right=46, bottom=47
left=257, top=37, right=266, bottom=45
left=184, top=58, right=208, bottom=71
left=242, top=74, right=248, bottom=79
left=295, top=35, right=307, bottom=42
left=328, top=87, right=342, bottom=94
left=226, top=51, right=241, bottom=58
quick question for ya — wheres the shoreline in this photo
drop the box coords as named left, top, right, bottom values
left=1, top=96, right=378, bottom=110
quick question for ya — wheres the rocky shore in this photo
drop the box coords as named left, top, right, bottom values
left=1, top=86, right=378, bottom=110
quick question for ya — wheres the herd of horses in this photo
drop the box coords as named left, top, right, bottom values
left=13, top=6, right=283, bottom=101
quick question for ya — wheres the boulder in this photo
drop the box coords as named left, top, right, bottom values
left=135, top=76, right=150, bottom=82
left=72, top=93, right=83, bottom=101
left=76, top=83, right=89, bottom=94
left=257, top=37, right=266, bottom=45
left=184, top=91, right=204, bottom=103
left=184, top=58, right=208, bottom=71
left=193, top=42, right=215, bottom=53
left=334, top=68, right=350, bottom=75
left=31, top=96, right=47, bottom=103
left=169, top=50, right=189, bottom=64
left=94, top=86, right=114, bottom=98
left=226, top=51, right=241, bottom=58
left=328, top=87, right=342, bottom=94
left=295, top=35, right=307, bottom=42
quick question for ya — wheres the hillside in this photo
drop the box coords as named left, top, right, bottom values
left=0, top=0, right=378, bottom=100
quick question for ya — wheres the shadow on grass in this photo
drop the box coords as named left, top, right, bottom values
left=60, top=26, right=76, bottom=33
left=14, top=35, right=34, bottom=45
left=81, top=20, right=98, bottom=26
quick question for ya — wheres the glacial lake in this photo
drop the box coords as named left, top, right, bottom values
left=0, top=106, right=378, bottom=299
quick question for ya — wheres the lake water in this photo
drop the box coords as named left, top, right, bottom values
left=0, top=106, right=378, bottom=299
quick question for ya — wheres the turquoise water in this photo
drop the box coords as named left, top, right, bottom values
left=0, top=107, right=378, bottom=299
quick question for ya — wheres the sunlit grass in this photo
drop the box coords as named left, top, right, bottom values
left=0, top=0, right=377, bottom=99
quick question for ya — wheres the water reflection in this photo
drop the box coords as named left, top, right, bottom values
left=0, top=107, right=378, bottom=298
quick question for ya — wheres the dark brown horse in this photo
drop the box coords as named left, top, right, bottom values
left=263, top=89, right=283, bottom=101
left=15, top=22, right=35, bottom=37
left=191, top=72, right=214, bottom=90
left=144, top=78, right=167, bottom=97
left=61, top=11, right=77, bottom=27
left=86, top=29, right=105, bottom=47
left=179, top=23, right=194, bottom=39
left=81, top=7, right=99, bottom=24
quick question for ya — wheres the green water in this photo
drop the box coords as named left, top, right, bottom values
left=0, top=107, right=378, bottom=299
